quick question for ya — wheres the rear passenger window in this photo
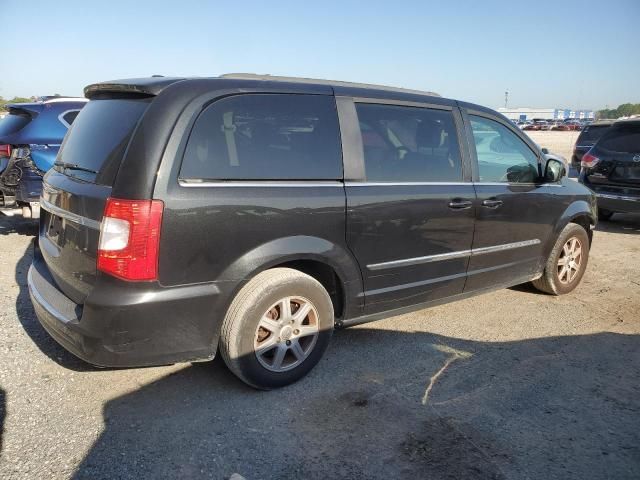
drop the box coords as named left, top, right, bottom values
left=355, top=103, right=462, bottom=182
left=181, top=94, right=342, bottom=180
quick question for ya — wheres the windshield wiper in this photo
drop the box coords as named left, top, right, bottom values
left=54, top=161, right=98, bottom=174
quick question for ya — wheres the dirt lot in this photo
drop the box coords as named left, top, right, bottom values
left=1, top=146, right=639, bottom=478
left=526, top=130, right=580, bottom=161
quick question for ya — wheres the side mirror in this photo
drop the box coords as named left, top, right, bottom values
left=541, top=147, right=549, bottom=154
left=544, top=158, right=565, bottom=183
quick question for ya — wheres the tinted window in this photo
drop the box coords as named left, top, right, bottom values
left=578, top=125, right=610, bottom=143
left=470, top=115, right=539, bottom=183
left=56, top=98, right=150, bottom=184
left=598, top=123, right=640, bottom=153
left=181, top=94, right=342, bottom=180
left=0, top=112, right=31, bottom=137
left=355, top=103, right=462, bottom=182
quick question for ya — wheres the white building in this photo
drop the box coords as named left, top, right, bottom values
left=497, top=107, right=594, bottom=121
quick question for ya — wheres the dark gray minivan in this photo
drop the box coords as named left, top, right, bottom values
left=29, top=74, right=597, bottom=389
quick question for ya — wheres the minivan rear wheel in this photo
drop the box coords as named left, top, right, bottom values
left=219, top=268, right=334, bottom=389
left=531, top=223, right=590, bottom=295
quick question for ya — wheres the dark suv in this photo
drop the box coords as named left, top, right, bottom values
left=28, top=75, right=596, bottom=389
left=579, top=119, right=640, bottom=219
left=571, top=120, right=614, bottom=168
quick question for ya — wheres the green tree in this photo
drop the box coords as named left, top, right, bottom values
left=0, top=96, right=34, bottom=112
left=597, top=103, right=640, bottom=119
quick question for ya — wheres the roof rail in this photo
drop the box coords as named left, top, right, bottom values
left=41, top=97, right=88, bottom=103
left=219, top=73, right=440, bottom=97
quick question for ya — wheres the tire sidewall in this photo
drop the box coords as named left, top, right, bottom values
left=548, top=224, right=590, bottom=295
left=231, top=275, right=334, bottom=389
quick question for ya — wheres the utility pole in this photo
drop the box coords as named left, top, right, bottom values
left=504, top=90, right=509, bottom=108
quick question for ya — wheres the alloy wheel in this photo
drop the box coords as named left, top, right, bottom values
left=254, top=296, right=320, bottom=372
left=557, top=236, right=583, bottom=284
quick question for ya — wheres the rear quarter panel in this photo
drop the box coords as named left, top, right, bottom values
left=542, top=179, right=597, bottom=259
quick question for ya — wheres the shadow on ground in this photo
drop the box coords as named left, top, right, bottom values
left=62, top=329, right=639, bottom=480
left=0, top=212, right=37, bottom=236
left=0, top=386, right=5, bottom=458
left=596, top=213, right=640, bottom=236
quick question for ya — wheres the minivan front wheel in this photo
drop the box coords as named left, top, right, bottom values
left=532, top=223, right=590, bottom=295
left=219, top=268, right=334, bottom=389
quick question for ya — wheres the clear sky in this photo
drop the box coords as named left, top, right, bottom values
left=1, top=0, right=638, bottom=110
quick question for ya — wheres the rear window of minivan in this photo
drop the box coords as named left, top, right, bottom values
left=180, top=94, right=342, bottom=181
left=56, top=98, right=150, bottom=184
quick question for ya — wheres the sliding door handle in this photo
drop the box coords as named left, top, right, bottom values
left=448, top=199, right=473, bottom=210
left=482, top=199, right=503, bottom=208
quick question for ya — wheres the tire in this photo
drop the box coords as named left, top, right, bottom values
left=531, top=223, right=590, bottom=295
left=219, top=268, right=334, bottom=389
left=598, top=208, right=614, bottom=221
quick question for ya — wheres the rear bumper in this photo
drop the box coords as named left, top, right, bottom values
left=16, top=167, right=43, bottom=204
left=596, top=192, right=640, bottom=214
left=29, top=253, right=224, bottom=367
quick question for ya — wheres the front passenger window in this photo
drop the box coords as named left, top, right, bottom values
left=470, top=115, right=540, bottom=183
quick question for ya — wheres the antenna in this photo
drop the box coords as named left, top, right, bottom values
left=504, top=90, right=509, bottom=108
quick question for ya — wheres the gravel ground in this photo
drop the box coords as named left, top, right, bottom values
left=0, top=185, right=639, bottom=479
left=525, top=130, right=580, bottom=161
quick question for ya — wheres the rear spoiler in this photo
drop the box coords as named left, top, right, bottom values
left=6, top=103, right=43, bottom=117
left=84, top=77, right=185, bottom=99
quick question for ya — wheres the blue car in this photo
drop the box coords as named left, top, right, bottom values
left=0, top=97, right=87, bottom=217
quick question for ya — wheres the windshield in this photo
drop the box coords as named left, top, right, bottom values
left=56, top=98, right=150, bottom=184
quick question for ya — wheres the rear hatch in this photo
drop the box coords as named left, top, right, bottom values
left=39, top=97, right=151, bottom=304
left=574, top=124, right=612, bottom=160
left=0, top=105, right=41, bottom=175
left=586, top=122, right=640, bottom=189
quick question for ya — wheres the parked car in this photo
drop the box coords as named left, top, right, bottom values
left=29, top=74, right=596, bottom=389
left=564, top=120, right=583, bottom=131
left=0, top=97, right=87, bottom=217
left=571, top=120, right=614, bottom=168
left=553, top=123, right=573, bottom=131
left=579, top=119, right=640, bottom=220
left=517, top=121, right=532, bottom=130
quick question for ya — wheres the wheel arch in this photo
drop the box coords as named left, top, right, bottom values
left=217, top=235, right=364, bottom=322
left=545, top=200, right=596, bottom=258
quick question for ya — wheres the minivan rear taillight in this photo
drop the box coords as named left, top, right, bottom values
left=97, top=198, right=164, bottom=281
left=581, top=150, right=600, bottom=169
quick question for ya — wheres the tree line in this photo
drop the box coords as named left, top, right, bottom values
left=597, top=103, right=640, bottom=119
left=0, top=96, right=37, bottom=112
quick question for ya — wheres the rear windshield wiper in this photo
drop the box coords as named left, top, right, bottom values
left=54, top=161, right=98, bottom=174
